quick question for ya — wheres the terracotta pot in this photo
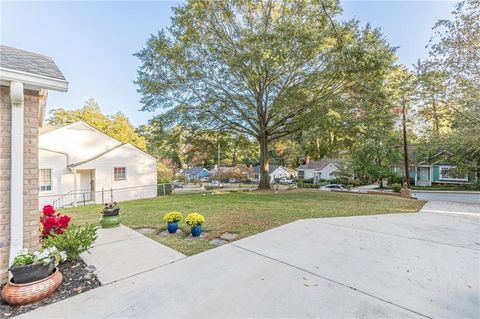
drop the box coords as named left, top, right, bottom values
left=1, top=267, right=62, bottom=306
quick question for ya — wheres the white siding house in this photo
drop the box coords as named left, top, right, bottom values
left=252, top=165, right=295, bottom=183
left=297, top=159, right=343, bottom=183
left=39, top=121, right=157, bottom=208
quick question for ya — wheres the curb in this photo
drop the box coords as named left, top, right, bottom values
left=411, top=190, right=480, bottom=195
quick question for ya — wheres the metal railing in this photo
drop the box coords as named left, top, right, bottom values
left=40, top=184, right=171, bottom=209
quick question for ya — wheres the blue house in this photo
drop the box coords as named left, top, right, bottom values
left=182, top=167, right=210, bottom=182
left=392, top=148, right=477, bottom=186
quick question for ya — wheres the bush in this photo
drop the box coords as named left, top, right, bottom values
left=43, top=224, right=98, bottom=261
left=390, top=183, right=402, bottom=193
left=205, top=185, right=221, bottom=190
left=387, top=173, right=404, bottom=185
left=157, top=183, right=172, bottom=196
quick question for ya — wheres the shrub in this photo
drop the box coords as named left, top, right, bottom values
left=157, top=183, right=173, bottom=196
left=205, top=185, right=221, bottom=190
left=40, top=205, right=71, bottom=239
left=43, top=224, right=98, bottom=261
left=390, top=183, right=402, bottom=193
left=163, top=211, right=183, bottom=223
left=387, top=173, right=404, bottom=185
left=185, top=213, right=205, bottom=228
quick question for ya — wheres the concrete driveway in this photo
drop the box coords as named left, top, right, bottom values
left=21, top=202, right=479, bottom=319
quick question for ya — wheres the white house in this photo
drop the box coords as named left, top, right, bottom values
left=38, top=121, right=157, bottom=208
left=252, top=165, right=295, bottom=183
left=297, top=159, right=343, bottom=183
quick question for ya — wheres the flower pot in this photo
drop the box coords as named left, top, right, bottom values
left=9, top=260, right=55, bottom=284
left=167, top=222, right=178, bottom=234
left=1, top=267, right=62, bottom=306
left=191, top=224, right=202, bottom=237
left=99, top=214, right=122, bottom=228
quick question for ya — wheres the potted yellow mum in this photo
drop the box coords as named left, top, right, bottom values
left=185, top=213, right=205, bottom=237
left=163, top=211, right=183, bottom=233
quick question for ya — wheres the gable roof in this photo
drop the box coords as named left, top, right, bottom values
left=183, top=167, right=209, bottom=175
left=0, top=45, right=65, bottom=80
left=40, top=121, right=121, bottom=145
left=252, top=165, right=282, bottom=174
left=297, top=159, right=343, bottom=170
left=69, top=144, right=126, bottom=168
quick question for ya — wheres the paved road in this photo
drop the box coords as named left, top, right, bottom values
left=22, top=202, right=480, bottom=319
left=412, top=191, right=480, bottom=204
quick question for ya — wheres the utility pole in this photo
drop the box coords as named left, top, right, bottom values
left=402, top=101, right=410, bottom=187
left=217, top=142, right=221, bottom=181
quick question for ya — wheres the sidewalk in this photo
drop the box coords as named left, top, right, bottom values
left=81, top=225, right=185, bottom=284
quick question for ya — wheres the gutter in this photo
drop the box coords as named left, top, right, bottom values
left=9, top=81, right=24, bottom=265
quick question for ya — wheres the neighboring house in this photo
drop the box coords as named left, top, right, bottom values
left=0, top=45, right=68, bottom=283
left=252, top=165, right=294, bottom=183
left=297, top=159, right=343, bottom=183
left=391, top=150, right=477, bottom=186
left=38, top=121, right=157, bottom=208
left=182, top=167, right=210, bottom=182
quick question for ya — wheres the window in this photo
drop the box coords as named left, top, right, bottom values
left=114, top=167, right=126, bottom=181
left=298, top=170, right=305, bottom=179
left=39, top=169, right=52, bottom=191
left=439, top=165, right=468, bottom=182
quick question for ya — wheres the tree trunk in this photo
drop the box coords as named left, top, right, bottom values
left=258, top=133, right=270, bottom=189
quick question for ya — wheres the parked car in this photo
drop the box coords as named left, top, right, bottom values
left=279, top=177, right=294, bottom=184
left=228, top=178, right=239, bottom=183
left=319, top=184, right=346, bottom=191
left=211, top=180, right=224, bottom=188
left=171, top=182, right=184, bottom=189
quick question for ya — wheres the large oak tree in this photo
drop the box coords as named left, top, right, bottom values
left=135, top=0, right=394, bottom=188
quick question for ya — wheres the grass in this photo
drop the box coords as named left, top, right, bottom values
left=60, top=190, right=425, bottom=256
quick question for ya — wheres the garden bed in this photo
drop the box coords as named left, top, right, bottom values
left=0, top=258, right=100, bottom=318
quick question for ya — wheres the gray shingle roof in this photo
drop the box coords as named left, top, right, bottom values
left=183, top=167, right=209, bottom=175
left=297, top=159, right=343, bottom=170
left=0, top=45, right=66, bottom=80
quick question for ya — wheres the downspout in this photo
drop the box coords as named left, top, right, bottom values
left=9, top=81, right=24, bottom=265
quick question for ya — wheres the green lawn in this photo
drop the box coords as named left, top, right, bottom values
left=60, top=190, right=425, bottom=256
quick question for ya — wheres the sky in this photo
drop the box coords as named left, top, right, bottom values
left=1, top=0, right=457, bottom=126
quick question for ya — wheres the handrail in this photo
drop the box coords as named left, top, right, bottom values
left=52, top=189, right=92, bottom=208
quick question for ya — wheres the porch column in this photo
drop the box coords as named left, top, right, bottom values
left=9, top=81, right=24, bottom=265
left=73, top=168, right=77, bottom=207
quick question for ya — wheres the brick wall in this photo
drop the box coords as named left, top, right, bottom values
left=0, top=86, right=40, bottom=284
left=0, top=85, right=11, bottom=284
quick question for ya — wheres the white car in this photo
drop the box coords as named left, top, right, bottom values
left=320, top=184, right=346, bottom=191
left=279, top=177, right=293, bottom=184
left=211, top=180, right=224, bottom=188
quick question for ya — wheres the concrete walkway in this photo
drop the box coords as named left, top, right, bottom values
left=20, top=203, right=479, bottom=319
left=81, top=225, right=185, bottom=284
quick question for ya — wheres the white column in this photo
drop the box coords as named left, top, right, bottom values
left=9, top=81, right=24, bottom=264
left=72, top=168, right=78, bottom=207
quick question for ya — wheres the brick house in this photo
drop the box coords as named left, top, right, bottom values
left=0, top=45, right=68, bottom=283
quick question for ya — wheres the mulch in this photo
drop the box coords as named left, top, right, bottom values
left=0, top=258, right=101, bottom=318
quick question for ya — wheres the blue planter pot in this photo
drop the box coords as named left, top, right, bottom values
left=167, top=222, right=178, bottom=234
left=191, top=225, right=202, bottom=237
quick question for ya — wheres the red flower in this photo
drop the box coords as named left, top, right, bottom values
left=58, top=215, right=71, bottom=229
left=43, top=216, right=59, bottom=228
left=42, top=205, right=56, bottom=216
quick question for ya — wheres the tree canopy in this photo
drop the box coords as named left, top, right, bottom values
left=136, top=0, right=397, bottom=188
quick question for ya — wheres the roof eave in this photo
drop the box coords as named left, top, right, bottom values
left=0, top=67, right=68, bottom=92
